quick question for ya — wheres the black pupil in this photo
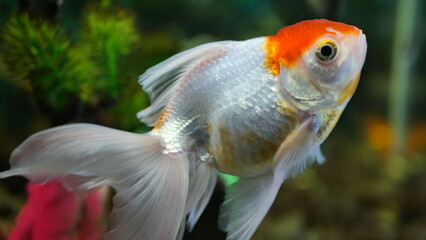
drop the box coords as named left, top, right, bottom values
left=321, top=45, right=333, bottom=57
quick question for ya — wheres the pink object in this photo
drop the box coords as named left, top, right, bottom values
left=8, top=182, right=107, bottom=240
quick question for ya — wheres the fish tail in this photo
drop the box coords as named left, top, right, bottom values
left=0, top=169, right=23, bottom=178
left=0, top=123, right=190, bottom=240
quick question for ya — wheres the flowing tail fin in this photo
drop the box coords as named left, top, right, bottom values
left=0, top=124, right=190, bottom=240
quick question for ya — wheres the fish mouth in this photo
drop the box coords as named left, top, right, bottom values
left=335, top=32, right=365, bottom=105
left=337, top=72, right=360, bottom=105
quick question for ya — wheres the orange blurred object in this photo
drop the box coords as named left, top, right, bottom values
left=365, top=116, right=393, bottom=153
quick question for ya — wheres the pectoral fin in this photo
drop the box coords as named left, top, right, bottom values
left=273, top=115, right=324, bottom=179
left=218, top=115, right=325, bottom=240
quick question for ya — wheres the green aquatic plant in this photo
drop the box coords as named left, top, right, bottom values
left=1, top=14, right=90, bottom=111
left=388, top=0, right=419, bottom=154
left=0, top=2, right=140, bottom=124
left=80, top=3, right=140, bottom=98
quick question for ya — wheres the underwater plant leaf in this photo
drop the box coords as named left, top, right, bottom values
left=79, top=4, right=140, bottom=99
left=0, top=14, right=96, bottom=114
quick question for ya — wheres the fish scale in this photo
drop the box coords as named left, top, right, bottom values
left=155, top=37, right=297, bottom=176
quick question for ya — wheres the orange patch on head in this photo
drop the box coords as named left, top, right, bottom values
left=265, top=19, right=360, bottom=74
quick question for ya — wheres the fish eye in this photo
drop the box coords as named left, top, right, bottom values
left=315, top=40, right=337, bottom=62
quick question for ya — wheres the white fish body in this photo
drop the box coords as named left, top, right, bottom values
left=0, top=19, right=367, bottom=240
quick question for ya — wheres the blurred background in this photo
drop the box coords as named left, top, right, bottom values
left=0, top=0, right=425, bottom=239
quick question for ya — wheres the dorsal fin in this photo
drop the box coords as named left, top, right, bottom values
left=137, top=41, right=230, bottom=126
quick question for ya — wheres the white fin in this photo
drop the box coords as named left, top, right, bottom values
left=176, top=217, right=186, bottom=240
left=219, top=116, right=322, bottom=240
left=137, top=41, right=230, bottom=126
left=0, top=169, right=21, bottom=178
left=0, top=124, right=189, bottom=240
left=185, top=161, right=217, bottom=231
left=219, top=174, right=282, bottom=240
left=314, top=147, right=326, bottom=164
left=273, top=115, right=322, bottom=179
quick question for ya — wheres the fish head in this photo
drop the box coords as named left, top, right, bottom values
left=266, top=19, right=367, bottom=112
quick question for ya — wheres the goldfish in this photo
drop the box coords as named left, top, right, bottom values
left=0, top=19, right=367, bottom=240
